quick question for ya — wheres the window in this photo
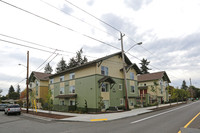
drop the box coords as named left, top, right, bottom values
left=30, top=83, right=32, bottom=88
left=60, top=76, right=64, bottom=82
left=101, top=83, right=108, bottom=92
left=119, top=84, right=122, bottom=90
left=36, top=81, right=39, bottom=86
left=50, top=79, right=54, bottom=84
left=69, top=100, right=75, bottom=106
left=60, top=87, right=64, bottom=94
left=70, top=73, right=75, bottom=80
left=36, top=87, right=38, bottom=96
left=101, top=66, right=108, bottom=76
left=69, top=86, right=75, bottom=93
left=131, top=86, right=135, bottom=93
left=130, top=72, right=134, bottom=80
left=60, top=100, right=64, bottom=105
left=120, top=98, right=124, bottom=105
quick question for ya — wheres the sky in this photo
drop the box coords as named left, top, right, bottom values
left=0, top=0, right=200, bottom=96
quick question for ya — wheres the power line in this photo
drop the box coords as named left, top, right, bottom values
left=35, top=50, right=57, bottom=71
left=64, top=0, right=121, bottom=33
left=0, top=0, right=119, bottom=51
left=38, top=53, right=59, bottom=72
left=40, top=0, right=119, bottom=40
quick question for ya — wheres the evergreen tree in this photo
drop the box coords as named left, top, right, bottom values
left=55, top=57, right=67, bottom=73
left=8, top=85, right=20, bottom=100
left=17, top=85, right=20, bottom=94
left=8, top=85, right=15, bottom=95
left=139, top=58, right=151, bottom=74
left=44, top=63, right=53, bottom=74
left=67, top=49, right=88, bottom=69
left=181, top=80, right=188, bottom=90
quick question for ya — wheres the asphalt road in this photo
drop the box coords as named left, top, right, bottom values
left=0, top=101, right=199, bottom=133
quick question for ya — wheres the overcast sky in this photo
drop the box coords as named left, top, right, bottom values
left=0, top=0, right=200, bottom=96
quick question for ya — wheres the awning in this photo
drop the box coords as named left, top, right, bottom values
left=55, top=94, right=77, bottom=99
left=138, top=86, right=148, bottom=90
left=98, top=76, right=116, bottom=89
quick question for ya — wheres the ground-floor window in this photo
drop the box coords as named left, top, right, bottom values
left=60, top=100, right=64, bottom=105
left=120, top=98, right=124, bottom=105
left=69, top=99, right=75, bottom=106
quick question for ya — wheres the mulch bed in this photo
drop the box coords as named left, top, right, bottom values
left=22, top=110, right=73, bottom=119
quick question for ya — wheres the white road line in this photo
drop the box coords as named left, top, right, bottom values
left=130, top=102, right=198, bottom=124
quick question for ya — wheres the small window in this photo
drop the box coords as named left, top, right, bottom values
left=131, top=86, right=135, bottom=93
left=70, top=73, right=75, bottom=80
left=69, top=86, right=75, bottom=93
left=69, top=100, right=75, bottom=106
left=60, top=100, right=64, bottom=105
left=102, top=83, right=108, bottom=92
left=60, top=76, right=64, bottom=82
left=36, top=81, right=39, bottom=86
left=60, top=87, right=64, bottom=94
left=101, top=66, right=108, bottom=76
left=50, top=79, right=54, bottom=84
left=120, top=98, right=124, bottom=105
left=30, top=83, right=32, bottom=87
left=119, top=84, right=122, bottom=90
left=130, top=72, right=134, bottom=80
left=144, top=83, right=146, bottom=86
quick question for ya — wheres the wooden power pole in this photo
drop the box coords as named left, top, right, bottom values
left=119, top=32, right=129, bottom=110
left=26, top=51, right=29, bottom=113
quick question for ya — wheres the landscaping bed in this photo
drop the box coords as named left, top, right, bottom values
left=22, top=110, right=73, bottom=119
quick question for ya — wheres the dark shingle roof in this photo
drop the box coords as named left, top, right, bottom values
left=30, top=71, right=52, bottom=82
left=50, top=51, right=141, bottom=78
left=138, top=71, right=171, bottom=83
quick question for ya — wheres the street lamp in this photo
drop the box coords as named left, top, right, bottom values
left=125, top=42, right=142, bottom=53
left=18, top=51, right=29, bottom=113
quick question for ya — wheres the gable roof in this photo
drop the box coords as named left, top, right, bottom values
left=29, top=71, right=52, bottom=82
left=138, top=71, right=171, bottom=83
left=50, top=51, right=141, bottom=78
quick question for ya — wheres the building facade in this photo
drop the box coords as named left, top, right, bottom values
left=49, top=52, right=141, bottom=112
left=138, top=71, right=171, bottom=105
left=29, top=71, right=52, bottom=109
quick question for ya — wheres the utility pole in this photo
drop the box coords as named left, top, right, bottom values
left=119, top=32, right=129, bottom=110
left=26, top=51, right=29, bottom=113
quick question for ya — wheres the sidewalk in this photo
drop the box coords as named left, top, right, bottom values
left=22, top=102, right=183, bottom=122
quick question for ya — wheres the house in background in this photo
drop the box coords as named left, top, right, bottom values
left=49, top=52, right=141, bottom=112
left=29, top=71, right=52, bottom=108
left=138, top=71, right=171, bottom=105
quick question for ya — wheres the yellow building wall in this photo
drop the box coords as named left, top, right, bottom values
left=96, top=56, right=124, bottom=79
left=101, top=92, right=110, bottom=100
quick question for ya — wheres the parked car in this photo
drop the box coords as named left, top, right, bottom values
left=4, top=104, right=21, bottom=115
left=0, top=104, right=7, bottom=111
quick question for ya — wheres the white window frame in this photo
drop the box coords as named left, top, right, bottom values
left=60, top=100, right=65, bottom=105
left=60, top=76, right=64, bottom=82
left=50, top=79, right=54, bottom=84
left=120, top=98, right=124, bottom=105
left=70, top=73, right=75, bottom=80
left=69, top=99, right=75, bottom=106
left=60, top=87, right=64, bottom=94
left=101, top=83, right=108, bottom=92
left=101, top=66, right=108, bottom=76
left=69, top=86, right=75, bottom=93
left=131, top=86, right=135, bottom=93
left=130, top=72, right=134, bottom=80
left=119, top=84, right=122, bottom=91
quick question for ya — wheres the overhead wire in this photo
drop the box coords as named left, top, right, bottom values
left=0, top=0, right=120, bottom=51
left=40, top=0, right=119, bottom=40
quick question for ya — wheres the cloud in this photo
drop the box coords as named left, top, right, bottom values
left=87, top=0, right=95, bottom=6
left=61, top=4, right=73, bottom=14
left=101, top=13, right=138, bottom=40
left=124, top=0, right=153, bottom=11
